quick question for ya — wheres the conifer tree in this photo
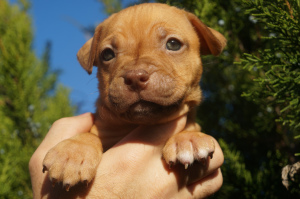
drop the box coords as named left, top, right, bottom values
left=0, top=0, right=75, bottom=198
left=239, top=0, right=300, bottom=193
left=241, top=0, right=300, bottom=140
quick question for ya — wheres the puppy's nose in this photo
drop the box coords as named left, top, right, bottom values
left=124, top=69, right=149, bottom=91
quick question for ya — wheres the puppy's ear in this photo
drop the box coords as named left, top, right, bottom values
left=186, top=13, right=227, bottom=56
left=77, top=25, right=102, bottom=74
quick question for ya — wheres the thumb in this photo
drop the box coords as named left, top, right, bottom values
left=40, top=112, right=94, bottom=152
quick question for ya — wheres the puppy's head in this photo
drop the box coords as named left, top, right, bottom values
left=77, top=3, right=226, bottom=124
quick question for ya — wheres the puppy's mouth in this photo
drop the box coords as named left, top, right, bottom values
left=120, top=99, right=182, bottom=123
left=108, top=70, right=186, bottom=123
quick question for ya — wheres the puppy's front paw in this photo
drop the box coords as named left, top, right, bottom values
left=162, top=132, right=215, bottom=169
left=42, top=133, right=102, bottom=190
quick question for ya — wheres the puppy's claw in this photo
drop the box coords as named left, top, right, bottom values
left=184, top=163, right=189, bottom=169
left=168, top=161, right=175, bottom=169
left=42, top=165, right=47, bottom=173
left=65, top=184, right=70, bottom=191
left=83, top=180, right=89, bottom=187
left=200, top=158, right=207, bottom=165
left=51, top=178, right=57, bottom=187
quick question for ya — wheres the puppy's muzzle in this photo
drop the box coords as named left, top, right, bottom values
left=123, top=69, right=149, bottom=92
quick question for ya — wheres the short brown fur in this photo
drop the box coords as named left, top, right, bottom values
left=43, top=3, right=226, bottom=189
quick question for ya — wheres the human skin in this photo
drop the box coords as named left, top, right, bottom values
left=29, top=113, right=224, bottom=199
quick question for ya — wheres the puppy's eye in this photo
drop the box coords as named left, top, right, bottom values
left=166, top=38, right=182, bottom=51
left=101, top=48, right=115, bottom=61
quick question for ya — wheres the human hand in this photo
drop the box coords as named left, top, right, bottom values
left=29, top=113, right=224, bottom=198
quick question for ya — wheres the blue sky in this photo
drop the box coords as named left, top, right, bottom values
left=28, top=0, right=108, bottom=114
left=9, top=0, right=142, bottom=114
left=8, top=0, right=126, bottom=114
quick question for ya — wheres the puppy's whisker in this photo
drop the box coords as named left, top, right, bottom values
left=202, top=61, right=219, bottom=66
left=85, top=76, right=98, bottom=85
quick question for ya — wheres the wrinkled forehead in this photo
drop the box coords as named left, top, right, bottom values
left=100, top=4, right=195, bottom=41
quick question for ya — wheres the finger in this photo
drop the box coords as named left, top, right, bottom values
left=46, top=112, right=94, bottom=140
left=40, top=112, right=94, bottom=151
left=178, top=168, right=223, bottom=199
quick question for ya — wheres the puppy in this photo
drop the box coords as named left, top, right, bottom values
left=42, top=3, right=226, bottom=190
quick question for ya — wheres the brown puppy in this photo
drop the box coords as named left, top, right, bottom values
left=42, top=3, right=226, bottom=190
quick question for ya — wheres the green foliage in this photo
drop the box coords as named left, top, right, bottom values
left=240, top=0, right=300, bottom=131
left=237, top=0, right=300, bottom=193
left=0, top=0, right=75, bottom=198
left=97, top=0, right=122, bottom=15
left=97, top=0, right=153, bottom=15
left=218, top=139, right=254, bottom=198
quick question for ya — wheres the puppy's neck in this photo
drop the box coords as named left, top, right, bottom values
left=155, top=104, right=190, bottom=124
left=92, top=104, right=137, bottom=150
left=94, top=104, right=137, bottom=134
